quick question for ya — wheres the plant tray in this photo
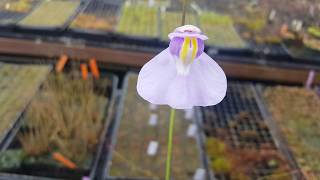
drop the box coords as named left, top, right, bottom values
left=199, top=82, right=303, bottom=180
left=0, top=63, right=50, bottom=147
left=0, top=0, right=40, bottom=25
left=0, top=69, right=118, bottom=180
left=199, top=11, right=247, bottom=49
left=16, top=0, right=85, bottom=30
left=104, top=73, right=206, bottom=180
left=259, top=85, right=320, bottom=179
left=70, top=0, right=124, bottom=33
left=116, top=1, right=159, bottom=38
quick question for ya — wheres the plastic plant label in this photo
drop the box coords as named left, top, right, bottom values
left=193, top=168, right=206, bottom=180
left=148, top=114, right=158, bottom=126
left=149, top=103, right=157, bottom=110
left=148, top=0, right=155, bottom=7
left=147, top=141, right=158, bottom=156
left=160, top=6, right=166, bottom=13
left=35, top=38, right=42, bottom=45
left=184, top=108, right=194, bottom=120
left=187, top=124, right=197, bottom=138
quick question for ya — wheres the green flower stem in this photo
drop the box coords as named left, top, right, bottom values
left=165, top=108, right=175, bottom=180
left=166, top=0, right=186, bottom=179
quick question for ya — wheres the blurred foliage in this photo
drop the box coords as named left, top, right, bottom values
left=0, top=150, right=24, bottom=169
left=19, top=0, right=80, bottom=27
left=199, top=12, right=247, bottom=48
left=303, top=34, right=320, bottom=51
left=235, top=17, right=266, bottom=33
left=4, top=0, right=32, bottom=13
left=0, top=64, right=50, bottom=140
left=71, top=14, right=116, bottom=31
left=308, top=26, right=320, bottom=38
left=205, top=136, right=291, bottom=179
left=264, top=86, right=320, bottom=179
left=19, top=73, right=109, bottom=166
left=160, top=11, right=198, bottom=40
left=117, top=2, right=158, bottom=37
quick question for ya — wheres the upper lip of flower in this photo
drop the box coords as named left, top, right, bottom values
left=175, top=30, right=199, bottom=34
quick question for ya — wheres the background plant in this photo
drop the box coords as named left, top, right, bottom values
left=19, top=73, right=109, bottom=166
left=264, top=86, right=320, bottom=179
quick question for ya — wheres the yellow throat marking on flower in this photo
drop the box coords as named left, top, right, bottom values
left=180, top=37, right=190, bottom=63
left=191, top=37, right=198, bottom=60
left=179, top=37, right=198, bottom=64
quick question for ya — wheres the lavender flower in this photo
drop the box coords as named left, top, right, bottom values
left=137, top=25, right=227, bottom=109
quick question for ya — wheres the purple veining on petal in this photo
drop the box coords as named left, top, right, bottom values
left=169, top=37, right=184, bottom=57
left=169, top=37, right=205, bottom=58
left=196, top=38, right=205, bottom=58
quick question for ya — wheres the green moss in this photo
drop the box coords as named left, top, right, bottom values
left=206, top=137, right=226, bottom=157
left=0, top=63, right=50, bottom=140
left=199, top=11, right=246, bottom=48
left=235, top=17, right=266, bottom=33
left=19, top=0, right=80, bottom=27
left=211, top=157, right=231, bottom=173
left=308, top=26, right=320, bottom=38
left=116, top=2, right=158, bottom=37
left=0, top=150, right=24, bottom=169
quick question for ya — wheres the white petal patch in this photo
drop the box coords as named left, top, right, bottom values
left=175, top=46, right=194, bottom=76
left=175, top=57, right=191, bottom=75
left=175, top=25, right=201, bottom=33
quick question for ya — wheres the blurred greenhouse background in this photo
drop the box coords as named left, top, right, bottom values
left=0, top=0, right=318, bottom=180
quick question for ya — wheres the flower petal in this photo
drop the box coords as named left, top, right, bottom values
left=137, top=49, right=227, bottom=109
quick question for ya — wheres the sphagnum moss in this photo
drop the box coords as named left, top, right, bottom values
left=264, top=86, right=320, bottom=179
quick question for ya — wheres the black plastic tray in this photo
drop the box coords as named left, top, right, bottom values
left=0, top=67, right=118, bottom=180
left=198, top=82, right=304, bottom=180
left=2, top=11, right=320, bottom=72
left=282, top=39, right=320, bottom=62
left=249, top=42, right=289, bottom=60
left=102, top=72, right=207, bottom=180
left=102, top=73, right=157, bottom=180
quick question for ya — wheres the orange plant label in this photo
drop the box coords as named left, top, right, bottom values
left=53, top=152, right=77, bottom=169
left=55, top=55, right=68, bottom=73
left=81, top=63, right=88, bottom=80
left=89, top=58, right=100, bottom=79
